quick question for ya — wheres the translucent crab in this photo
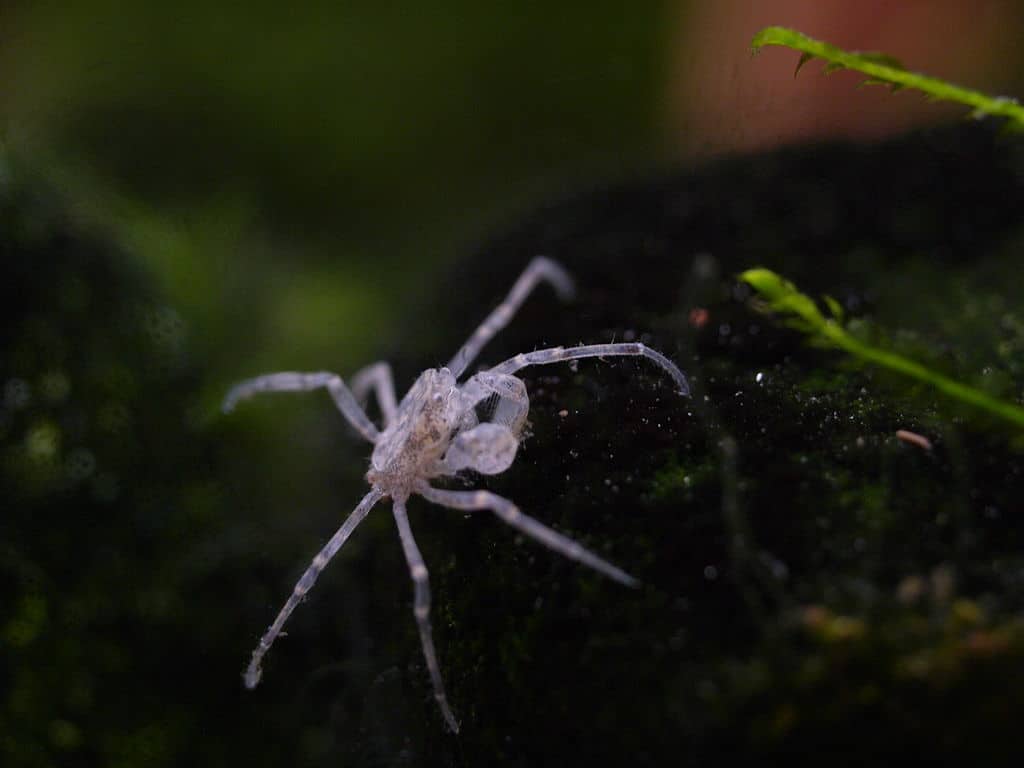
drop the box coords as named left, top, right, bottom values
left=224, top=257, right=690, bottom=732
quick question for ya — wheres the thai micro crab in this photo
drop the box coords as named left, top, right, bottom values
left=224, top=257, right=689, bottom=732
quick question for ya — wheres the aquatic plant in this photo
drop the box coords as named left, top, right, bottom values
left=750, top=26, right=1024, bottom=130
left=739, top=268, right=1024, bottom=429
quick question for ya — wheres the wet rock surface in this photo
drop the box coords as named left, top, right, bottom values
left=402, top=122, right=1024, bottom=765
left=3, top=122, right=1024, bottom=766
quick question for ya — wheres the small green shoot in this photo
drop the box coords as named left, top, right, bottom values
left=750, top=26, right=1024, bottom=130
left=739, top=268, right=1024, bottom=429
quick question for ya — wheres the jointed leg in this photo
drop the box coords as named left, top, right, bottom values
left=223, top=371, right=380, bottom=442
left=392, top=497, right=460, bottom=733
left=349, top=362, right=399, bottom=427
left=447, top=256, right=575, bottom=379
left=244, top=488, right=384, bottom=689
left=488, top=342, right=690, bottom=396
left=419, top=485, right=639, bottom=587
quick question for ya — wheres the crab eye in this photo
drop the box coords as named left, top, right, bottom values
left=432, top=393, right=444, bottom=404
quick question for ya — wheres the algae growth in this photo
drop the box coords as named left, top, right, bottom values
left=739, top=267, right=1024, bottom=429
left=4, top=122, right=1024, bottom=765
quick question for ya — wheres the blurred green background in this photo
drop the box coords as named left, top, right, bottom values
left=1, top=1, right=675, bottom=392
left=3, top=1, right=1022, bottom=389
left=1, top=4, right=677, bottom=765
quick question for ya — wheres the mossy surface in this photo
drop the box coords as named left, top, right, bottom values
left=3, top=122, right=1024, bottom=766
left=400, top=121, right=1024, bottom=765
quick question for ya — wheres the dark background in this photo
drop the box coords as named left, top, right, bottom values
left=3, top=3, right=1024, bottom=766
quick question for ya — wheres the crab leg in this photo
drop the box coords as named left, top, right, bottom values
left=419, top=485, right=638, bottom=587
left=447, top=256, right=575, bottom=379
left=392, top=496, right=460, bottom=733
left=244, top=487, right=384, bottom=688
left=488, top=342, right=690, bottom=396
left=349, top=361, right=400, bottom=427
left=223, top=371, right=380, bottom=442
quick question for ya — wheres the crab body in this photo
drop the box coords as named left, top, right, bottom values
left=224, top=256, right=688, bottom=733
left=369, top=368, right=460, bottom=493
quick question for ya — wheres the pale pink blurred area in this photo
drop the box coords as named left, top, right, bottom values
left=667, top=0, right=1024, bottom=157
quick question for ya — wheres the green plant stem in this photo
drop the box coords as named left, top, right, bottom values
left=820, top=322, right=1024, bottom=428
left=739, top=268, right=1024, bottom=430
left=751, top=26, right=1024, bottom=129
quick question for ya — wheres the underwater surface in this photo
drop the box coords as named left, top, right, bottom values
left=3, top=122, right=1024, bottom=766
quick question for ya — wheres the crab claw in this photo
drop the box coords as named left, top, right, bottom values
left=443, top=423, right=518, bottom=475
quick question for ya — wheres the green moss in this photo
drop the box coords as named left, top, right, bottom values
left=710, top=584, right=1024, bottom=755
left=7, top=113, right=1024, bottom=764
left=751, top=26, right=1024, bottom=130
left=740, top=268, right=1024, bottom=429
left=648, top=456, right=719, bottom=502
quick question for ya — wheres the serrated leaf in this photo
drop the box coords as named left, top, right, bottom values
left=855, top=52, right=906, bottom=70
left=857, top=77, right=903, bottom=92
left=738, top=268, right=826, bottom=329
left=822, top=294, right=845, bottom=322
left=737, top=268, right=789, bottom=300
left=794, top=51, right=815, bottom=78
left=749, top=26, right=1024, bottom=130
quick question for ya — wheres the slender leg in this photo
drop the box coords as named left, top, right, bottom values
left=447, top=256, right=575, bottom=379
left=223, top=371, right=380, bottom=442
left=244, top=487, right=384, bottom=689
left=349, top=361, right=399, bottom=427
left=392, top=497, right=460, bottom=733
left=487, top=342, right=690, bottom=396
left=418, top=485, right=639, bottom=588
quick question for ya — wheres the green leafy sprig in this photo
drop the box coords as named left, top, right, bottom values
left=750, top=26, right=1024, bottom=130
left=739, top=268, right=1024, bottom=429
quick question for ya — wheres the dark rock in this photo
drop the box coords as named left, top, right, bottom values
left=3, top=121, right=1024, bottom=767
left=396, top=122, right=1024, bottom=765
